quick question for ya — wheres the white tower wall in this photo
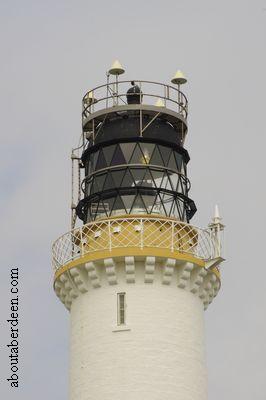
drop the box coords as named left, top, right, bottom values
left=69, top=258, right=208, bottom=400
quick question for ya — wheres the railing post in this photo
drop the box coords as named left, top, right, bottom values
left=116, top=76, right=119, bottom=105
left=108, top=220, right=112, bottom=251
left=71, top=231, right=74, bottom=261
left=193, top=227, right=198, bottom=257
left=210, top=230, right=215, bottom=260
left=171, top=221, right=174, bottom=252
left=140, top=218, right=143, bottom=249
left=106, top=75, right=109, bottom=108
left=80, top=227, right=84, bottom=257
left=213, top=224, right=221, bottom=258
left=177, top=83, right=181, bottom=113
left=92, top=90, right=95, bottom=113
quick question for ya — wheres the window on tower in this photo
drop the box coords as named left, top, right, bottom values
left=117, top=293, right=126, bottom=325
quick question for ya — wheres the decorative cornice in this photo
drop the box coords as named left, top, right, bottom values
left=54, top=255, right=220, bottom=311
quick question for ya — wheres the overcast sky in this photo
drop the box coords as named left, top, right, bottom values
left=0, top=1, right=266, bottom=399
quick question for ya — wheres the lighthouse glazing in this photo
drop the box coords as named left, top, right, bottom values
left=52, top=62, right=224, bottom=400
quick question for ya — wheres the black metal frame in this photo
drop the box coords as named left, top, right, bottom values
left=75, top=79, right=197, bottom=226
left=81, top=136, right=190, bottom=165
left=76, top=186, right=196, bottom=223
left=82, top=165, right=190, bottom=196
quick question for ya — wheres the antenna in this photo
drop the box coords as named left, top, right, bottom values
left=108, top=60, right=125, bottom=106
left=171, top=70, right=187, bottom=114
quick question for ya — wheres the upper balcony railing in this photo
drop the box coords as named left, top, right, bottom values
left=82, top=80, right=188, bottom=122
left=52, top=216, right=217, bottom=273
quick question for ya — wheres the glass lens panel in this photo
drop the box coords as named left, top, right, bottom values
left=96, top=150, right=107, bottom=170
left=121, top=195, right=135, bottom=211
left=95, top=174, right=107, bottom=192
left=176, top=199, right=184, bottom=220
left=165, top=177, right=173, bottom=191
left=142, top=194, right=156, bottom=213
left=160, top=172, right=169, bottom=190
left=103, top=145, right=116, bottom=166
left=111, top=196, right=126, bottom=215
left=88, top=154, right=94, bottom=174
left=130, top=168, right=146, bottom=185
left=129, top=143, right=144, bottom=164
left=149, top=167, right=162, bottom=181
left=111, top=169, right=126, bottom=187
left=105, top=197, right=116, bottom=216
left=93, top=151, right=99, bottom=169
left=154, top=193, right=166, bottom=215
left=182, top=178, right=188, bottom=196
left=90, top=201, right=99, bottom=218
left=175, top=152, right=182, bottom=171
left=120, top=142, right=136, bottom=163
left=91, top=179, right=98, bottom=194
left=170, top=201, right=177, bottom=218
left=152, top=169, right=164, bottom=187
left=131, top=194, right=146, bottom=212
left=97, top=200, right=108, bottom=217
left=121, top=169, right=134, bottom=187
left=149, top=194, right=161, bottom=215
left=85, top=180, right=91, bottom=196
left=168, top=152, right=177, bottom=170
left=178, top=178, right=183, bottom=194
left=111, top=145, right=126, bottom=166
left=150, top=145, right=163, bottom=166
left=104, top=172, right=115, bottom=191
left=170, top=173, right=178, bottom=192
left=158, top=145, right=171, bottom=167
left=161, top=193, right=172, bottom=215
left=142, top=170, right=155, bottom=187
left=139, top=143, right=154, bottom=164
left=87, top=206, right=93, bottom=221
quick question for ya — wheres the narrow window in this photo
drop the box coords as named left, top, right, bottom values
left=117, top=293, right=126, bottom=325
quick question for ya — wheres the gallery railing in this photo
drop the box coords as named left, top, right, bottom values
left=52, top=216, right=216, bottom=272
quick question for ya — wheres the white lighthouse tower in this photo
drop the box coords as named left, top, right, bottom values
left=52, top=62, right=224, bottom=400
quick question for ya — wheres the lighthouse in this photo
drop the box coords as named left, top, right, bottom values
left=52, top=61, right=224, bottom=400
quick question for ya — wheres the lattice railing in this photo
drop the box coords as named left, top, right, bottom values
left=52, top=217, right=217, bottom=272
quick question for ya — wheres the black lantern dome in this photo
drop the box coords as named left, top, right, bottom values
left=76, top=78, right=196, bottom=223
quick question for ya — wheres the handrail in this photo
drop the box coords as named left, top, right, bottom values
left=52, top=216, right=216, bottom=272
left=82, top=80, right=188, bottom=121
left=81, top=164, right=191, bottom=194
left=82, top=80, right=188, bottom=102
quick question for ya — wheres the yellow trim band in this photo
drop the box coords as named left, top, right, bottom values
left=54, top=246, right=220, bottom=282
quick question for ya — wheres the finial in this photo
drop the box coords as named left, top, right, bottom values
left=209, top=204, right=225, bottom=230
left=171, top=70, right=187, bottom=85
left=108, top=60, right=125, bottom=75
left=213, top=204, right=221, bottom=223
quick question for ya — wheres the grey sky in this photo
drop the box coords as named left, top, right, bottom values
left=0, top=0, right=265, bottom=399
